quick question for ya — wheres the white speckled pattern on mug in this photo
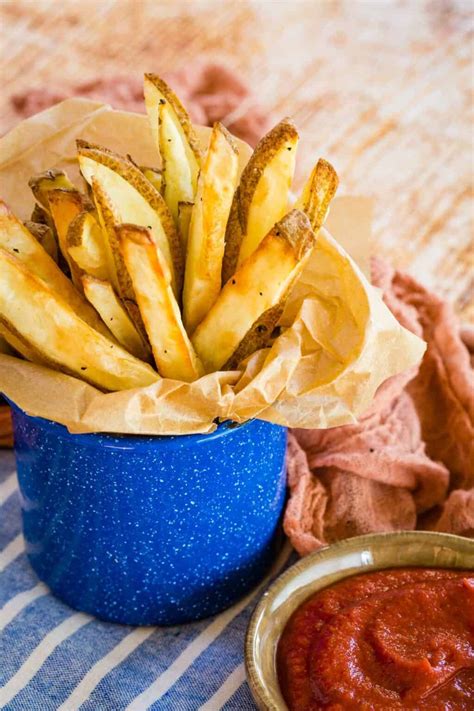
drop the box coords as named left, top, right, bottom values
left=11, top=408, right=287, bottom=626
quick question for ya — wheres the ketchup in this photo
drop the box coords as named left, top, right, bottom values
left=277, top=568, right=474, bottom=710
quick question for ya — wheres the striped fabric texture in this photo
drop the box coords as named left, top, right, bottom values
left=0, top=451, right=290, bottom=710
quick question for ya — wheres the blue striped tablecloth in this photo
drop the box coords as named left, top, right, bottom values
left=0, top=450, right=292, bottom=710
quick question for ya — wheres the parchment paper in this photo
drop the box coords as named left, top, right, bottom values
left=0, top=99, right=425, bottom=434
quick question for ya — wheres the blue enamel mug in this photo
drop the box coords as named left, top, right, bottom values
left=9, top=403, right=287, bottom=626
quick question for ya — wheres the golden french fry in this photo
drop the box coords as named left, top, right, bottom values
left=48, top=188, right=93, bottom=288
left=28, top=168, right=75, bottom=210
left=221, top=118, right=299, bottom=283
left=144, top=74, right=201, bottom=217
left=295, top=158, right=339, bottom=231
left=0, top=249, right=158, bottom=391
left=158, top=100, right=196, bottom=222
left=88, top=177, right=126, bottom=291
left=192, top=210, right=315, bottom=372
left=88, top=177, right=149, bottom=342
left=177, top=201, right=193, bottom=253
left=0, top=200, right=112, bottom=338
left=29, top=203, right=67, bottom=271
left=23, top=221, right=58, bottom=263
left=78, top=143, right=183, bottom=296
left=82, top=275, right=150, bottom=361
left=183, top=123, right=239, bottom=334
left=118, top=224, right=204, bottom=382
left=66, top=211, right=111, bottom=282
left=0, top=321, right=42, bottom=362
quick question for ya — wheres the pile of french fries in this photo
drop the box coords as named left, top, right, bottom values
left=0, top=74, right=338, bottom=391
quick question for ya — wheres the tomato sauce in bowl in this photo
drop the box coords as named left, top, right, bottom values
left=277, top=568, right=474, bottom=710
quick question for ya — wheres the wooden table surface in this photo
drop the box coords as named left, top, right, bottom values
left=1, top=0, right=473, bottom=321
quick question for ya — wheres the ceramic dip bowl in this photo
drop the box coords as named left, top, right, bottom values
left=10, top=403, right=287, bottom=625
left=245, top=531, right=474, bottom=710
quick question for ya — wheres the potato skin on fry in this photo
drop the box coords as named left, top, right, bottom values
left=28, top=168, right=75, bottom=210
left=30, top=203, right=50, bottom=226
left=183, top=122, right=239, bottom=335
left=295, top=158, right=339, bottom=232
left=140, top=166, right=163, bottom=194
left=144, top=74, right=202, bottom=227
left=90, top=177, right=130, bottom=290
left=193, top=209, right=315, bottom=373
left=0, top=249, right=158, bottom=391
left=118, top=224, right=204, bottom=383
left=0, top=200, right=112, bottom=339
left=221, top=187, right=242, bottom=287
left=177, top=201, right=193, bottom=252
left=23, top=221, right=58, bottom=263
left=222, top=302, right=285, bottom=371
left=143, top=73, right=201, bottom=168
left=221, top=118, right=299, bottom=283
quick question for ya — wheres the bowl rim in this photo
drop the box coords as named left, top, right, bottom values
left=245, top=530, right=474, bottom=711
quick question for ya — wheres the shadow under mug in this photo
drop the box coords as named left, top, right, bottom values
left=9, top=403, right=287, bottom=625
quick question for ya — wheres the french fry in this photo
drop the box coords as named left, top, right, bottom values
left=144, top=74, right=201, bottom=162
left=23, top=221, right=58, bottom=263
left=295, top=158, right=339, bottom=231
left=221, top=118, right=299, bottom=283
left=140, top=166, right=163, bottom=194
left=29, top=171, right=75, bottom=246
left=82, top=275, right=150, bottom=361
left=78, top=143, right=183, bottom=296
left=125, top=155, right=164, bottom=195
left=177, top=201, right=193, bottom=252
left=0, top=200, right=113, bottom=338
left=158, top=100, right=196, bottom=222
left=66, top=211, right=111, bottom=282
left=88, top=177, right=126, bottom=291
left=30, top=203, right=69, bottom=273
left=30, top=203, right=50, bottom=226
left=0, top=321, right=43, bottom=363
left=183, top=122, right=239, bottom=334
left=192, top=210, right=315, bottom=372
left=88, top=176, right=149, bottom=341
left=48, top=188, right=93, bottom=288
left=0, top=332, right=15, bottom=356
left=118, top=224, right=204, bottom=382
left=28, top=168, right=75, bottom=210
left=144, top=73, right=201, bottom=220
left=0, top=249, right=159, bottom=391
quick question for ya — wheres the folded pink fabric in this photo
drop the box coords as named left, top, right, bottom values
left=9, top=64, right=270, bottom=147
left=285, top=258, right=474, bottom=554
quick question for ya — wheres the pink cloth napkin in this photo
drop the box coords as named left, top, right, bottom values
left=285, top=258, right=474, bottom=553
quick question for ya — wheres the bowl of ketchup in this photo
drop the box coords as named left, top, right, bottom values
left=245, top=531, right=474, bottom=710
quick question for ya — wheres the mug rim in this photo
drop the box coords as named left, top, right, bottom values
left=7, top=399, right=262, bottom=449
